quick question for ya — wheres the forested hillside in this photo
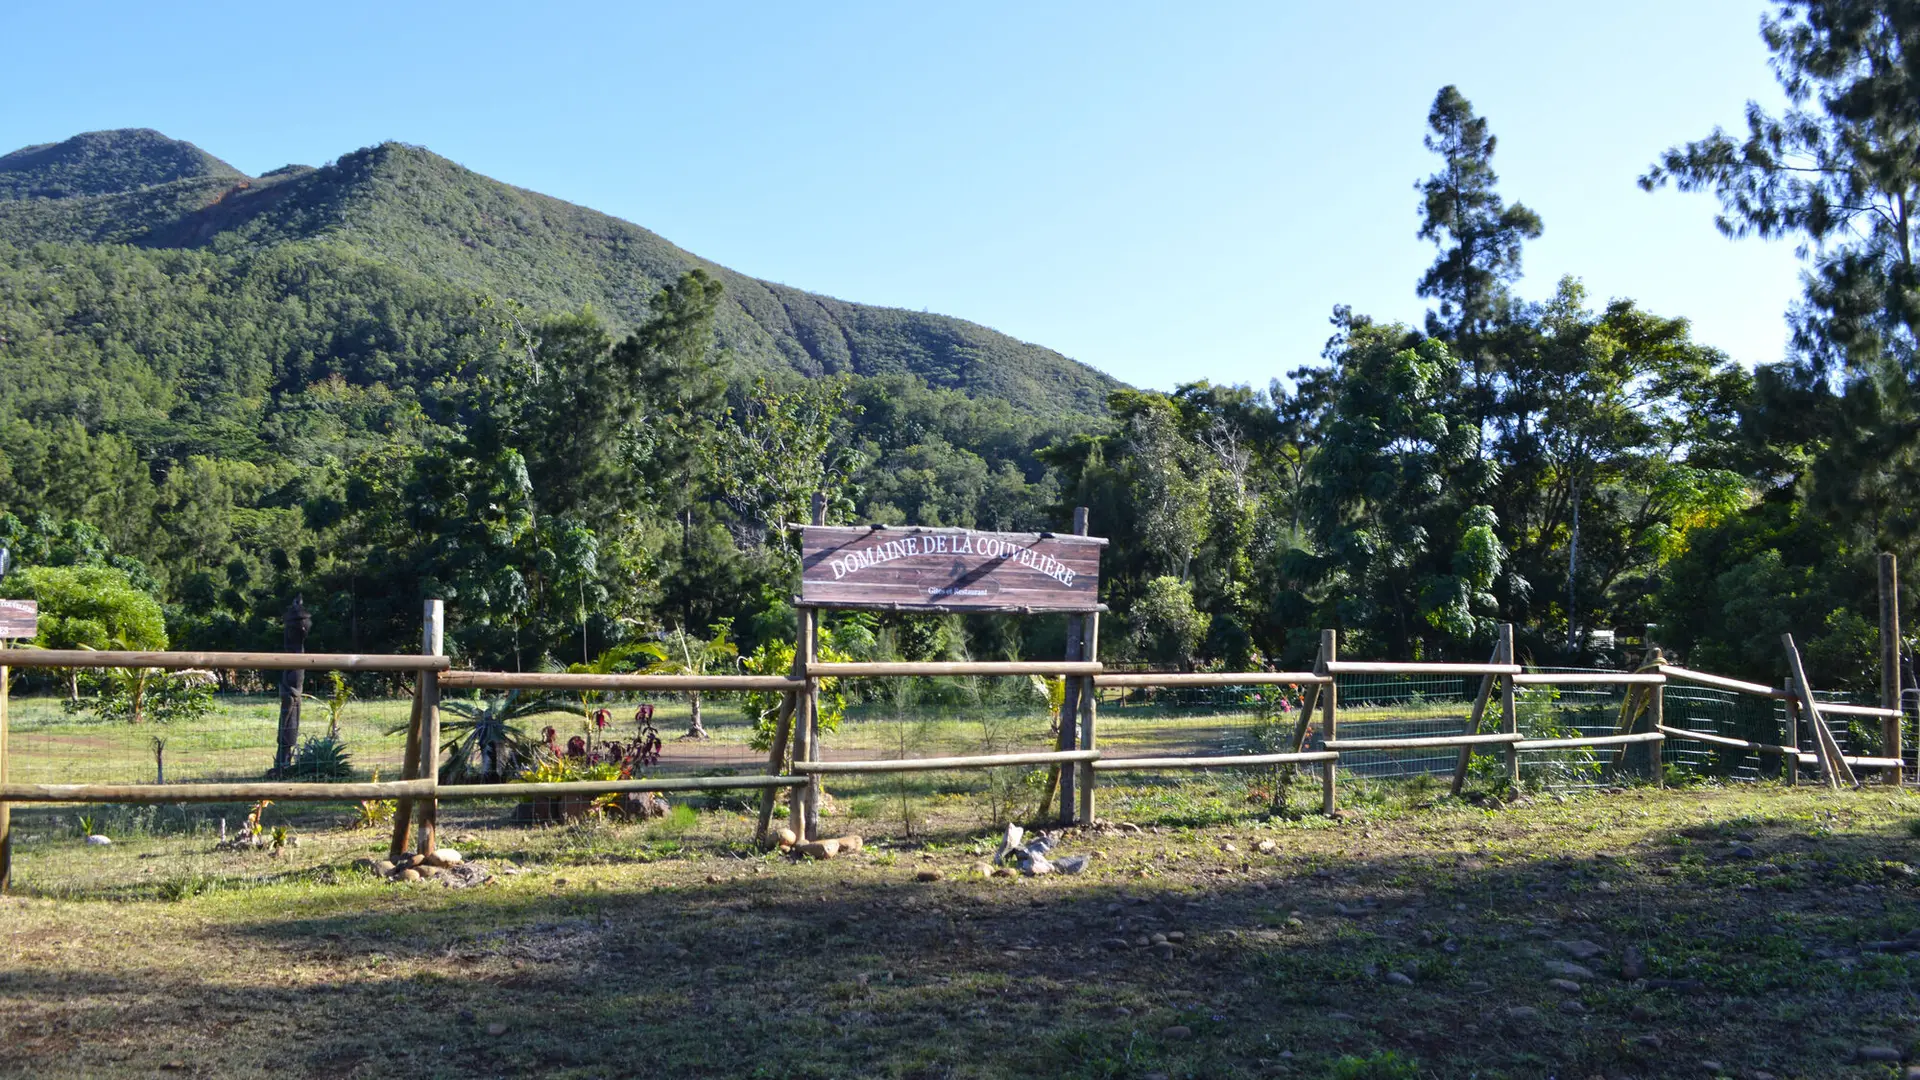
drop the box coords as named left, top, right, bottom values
left=1, top=2, right=1913, bottom=697
left=0, top=131, right=1113, bottom=417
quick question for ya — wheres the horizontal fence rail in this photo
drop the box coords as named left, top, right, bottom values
left=807, top=661, right=1103, bottom=677
left=1093, top=751, right=1338, bottom=770
left=0, top=779, right=434, bottom=803
left=1092, top=671, right=1328, bottom=688
left=1656, top=665, right=1789, bottom=699
left=796, top=750, right=1101, bottom=775
left=438, top=671, right=801, bottom=691
left=1325, top=661, right=1522, bottom=676
left=0, top=650, right=447, bottom=672
left=1324, top=732, right=1524, bottom=751
left=1515, top=732, right=1665, bottom=751
left=1510, top=672, right=1666, bottom=685
left=439, top=775, right=806, bottom=799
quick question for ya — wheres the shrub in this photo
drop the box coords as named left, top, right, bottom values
left=286, top=733, right=353, bottom=781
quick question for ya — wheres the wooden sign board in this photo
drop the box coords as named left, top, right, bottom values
left=800, top=526, right=1103, bottom=613
left=0, top=600, right=35, bottom=639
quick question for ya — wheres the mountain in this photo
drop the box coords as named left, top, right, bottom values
left=0, top=130, right=1115, bottom=417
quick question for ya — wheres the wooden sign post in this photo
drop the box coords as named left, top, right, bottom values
left=0, top=599, right=37, bottom=893
left=793, top=511, right=1106, bottom=825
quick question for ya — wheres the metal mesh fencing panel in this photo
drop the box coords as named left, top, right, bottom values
left=7, top=679, right=411, bottom=787
left=1332, top=673, right=1478, bottom=780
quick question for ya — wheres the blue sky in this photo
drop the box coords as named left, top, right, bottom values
left=3, top=1, right=1796, bottom=391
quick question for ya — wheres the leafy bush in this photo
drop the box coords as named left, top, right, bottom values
left=286, top=733, right=353, bottom=781
left=66, top=668, right=213, bottom=726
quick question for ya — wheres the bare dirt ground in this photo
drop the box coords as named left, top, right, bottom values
left=3, top=776, right=1918, bottom=1079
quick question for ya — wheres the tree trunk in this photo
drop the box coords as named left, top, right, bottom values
left=273, top=598, right=312, bottom=776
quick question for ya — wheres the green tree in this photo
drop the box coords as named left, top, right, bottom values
left=1417, top=86, right=1544, bottom=343
left=2, top=565, right=166, bottom=698
left=1128, top=576, right=1211, bottom=669
left=1642, top=1, right=1920, bottom=545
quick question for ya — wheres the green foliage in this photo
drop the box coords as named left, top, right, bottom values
left=286, top=733, right=353, bottom=781
left=1128, top=576, right=1211, bottom=669
left=1329, top=1050, right=1420, bottom=1080
left=67, top=668, right=213, bottom=726
left=4, top=565, right=165, bottom=652
left=431, top=691, right=568, bottom=784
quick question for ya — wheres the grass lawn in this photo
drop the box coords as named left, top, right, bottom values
left=4, top=770, right=1919, bottom=1079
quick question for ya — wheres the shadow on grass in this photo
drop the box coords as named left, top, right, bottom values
left=6, top=791, right=1920, bottom=1078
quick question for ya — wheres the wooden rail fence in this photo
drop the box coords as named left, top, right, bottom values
left=0, top=607, right=1908, bottom=893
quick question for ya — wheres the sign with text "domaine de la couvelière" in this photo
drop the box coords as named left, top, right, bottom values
left=799, top=526, right=1103, bottom=612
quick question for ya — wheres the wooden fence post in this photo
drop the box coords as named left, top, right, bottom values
left=1783, top=633, right=1854, bottom=789
left=794, top=606, right=819, bottom=842
left=1077, top=611, right=1100, bottom=826
left=1449, top=634, right=1506, bottom=796
left=1501, top=624, right=1519, bottom=786
left=386, top=692, right=424, bottom=860
left=414, top=599, right=445, bottom=854
left=795, top=491, right=827, bottom=842
left=1781, top=684, right=1800, bottom=786
left=0, top=657, right=10, bottom=894
left=755, top=690, right=798, bottom=846
left=1649, top=676, right=1665, bottom=787
left=1054, top=506, right=1089, bottom=824
left=1319, top=629, right=1338, bottom=815
left=1881, top=553, right=1903, bottom=784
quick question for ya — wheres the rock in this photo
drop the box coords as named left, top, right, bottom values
left=402, top=852, right=427, bottom=869
left=1504, top=1006, right=1542, bottom=1022
left=1118, top=822, right=1142, bottom=834
left=1634, top=1034, right=1662, bottom=1050
left=1153, top=943, right=1175, bottom=960
left=1557, top=999, right=1586, bottom=1014
left=774, top=827, right=798, bottom=849
left=1903, top=1067, right=1920, bottom=1080
left=1054, top=855, right=1091, bottom=875
left=994, top=824, right=1025, bottom=864
left=915, top=869, right=942, bottom=882
left=828, top=835, right=864, bottom=854
left=1731, top=845, right=1757, bottom=859
left=1021, top=856, right=1055, bottom=876
left=1223, top=843, right=1239, bottom=854
left=1257, top=839, right=1277, bottom=854
left=1544, top=960, right=1596, bottom=980
left=1854, top=1047, right=1902, bottom=1063
left=1385, top=971, right=1414, bottom=987
left=1549, top=979, right=1581, bottom=993
left=86, top=835, right=112, bottom=846
left=1328, top=1011, right=1356, bottom=1022
left=1620, top=945, right=1647, bottom=980
left=399, top=868, right=422, bottom=882
left=1102, top=938, right=1132, bottom=952
left=1165, top=931, right=1185, bottom=943
left=795, top=840, right=840, bottom=861
left=1160, top=1025, right=1192, bottom=1040
left=992, top=866, right=1017, bottom=878
left=1150, top=933, right=1168, bottom=946
left=485, top=1022, right=507, bottom=1037
left=1698, top=1062, right=1722, bottom=1074
left=372, top=860, right=395, bottom=876
left=1554, top=939, right=1607, bottom=961
left=971, top=861, right=994, bottom=877
left=425, top=848, right=463, bottom=868
left=1135, top=935, right=1151, bottom=947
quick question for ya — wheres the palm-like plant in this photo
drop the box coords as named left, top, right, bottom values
left=426, top=690, right=570, bottom=783
left=636, top=623, right=738, bottom=738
